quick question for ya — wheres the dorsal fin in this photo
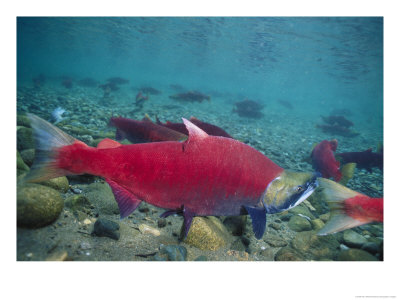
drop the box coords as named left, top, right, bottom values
left=182, top=118, right=208, bottom=139
left=97, top=138, right=122, bottom=149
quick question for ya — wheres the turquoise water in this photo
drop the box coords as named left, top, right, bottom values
left=17, top=17, right=383, bottom=122
left=16, top=17, right=383, bottom=261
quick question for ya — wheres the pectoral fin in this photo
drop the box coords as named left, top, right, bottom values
left=106, top=179, right=142, bottom=218
left=244, top=205, right=266, bottom=239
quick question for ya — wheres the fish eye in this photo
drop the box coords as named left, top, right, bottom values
left=296, top=186, right=303, bottom=193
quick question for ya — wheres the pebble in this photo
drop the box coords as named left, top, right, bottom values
left=139, top=224, right=161, bottom=236
left=343, top=230, right=368, bottom=248
left=264, top=235, right=288, bottom=247
left=80, top=242, right=92, bottom=250
left=288, top=215, right=312, bottom=232
left=92, top=218, right=120, bottom=240
left=157, top=218, right=167, bottom=228
left=154, top=245, right=187, bottom=261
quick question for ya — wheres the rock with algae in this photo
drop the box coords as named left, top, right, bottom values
left=185, top=216, right=232, bottom=251
left=17, top=183, right=64, bottom=228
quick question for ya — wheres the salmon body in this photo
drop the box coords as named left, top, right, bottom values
left=344, top=195, right=383, bottom=223
left=311, top=139, right=341, bottom=181
left=60, top=129, right=283, bottom=217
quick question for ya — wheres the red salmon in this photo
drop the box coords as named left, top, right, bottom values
left=311, top=139, right=342, bottom=182
left=25, top=114, right=319, bottom=239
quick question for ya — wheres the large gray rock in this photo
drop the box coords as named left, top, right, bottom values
left=343, top=230, right=368, bottom=248
left=17, top=183, right=64, bottom=228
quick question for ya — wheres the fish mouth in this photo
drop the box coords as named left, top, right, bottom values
left=262, top=171, right=319, bottom=214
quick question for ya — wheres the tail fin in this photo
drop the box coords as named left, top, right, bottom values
left=317, top=178, right=368, bottom=235
left=339, top=162, right=356, bottom=185
left=24, top=113, right=77, bottom=183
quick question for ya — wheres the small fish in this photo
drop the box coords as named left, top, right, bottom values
left=24, top=114, right=319, bottom=239
left=336, top=148, right=383, bottom=172
left=311, top=139, right=342, bottom=182
left=51, top=107, right=66, bottom=124
left=317, top=178, right=383, bottom=235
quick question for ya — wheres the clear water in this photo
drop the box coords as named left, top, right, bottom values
left=17, top=17, right=383, bottom=124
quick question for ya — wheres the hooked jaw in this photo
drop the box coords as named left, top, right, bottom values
left=262, top=170, right=319, bottom=214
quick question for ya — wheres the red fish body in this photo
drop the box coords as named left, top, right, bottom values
left=318, top=178, right=383, bottom=235
left=26, top=114, right=319, bottom=239
left=109, top=117, right=187, bottom=143
left=311, top=139, right=342, bottom=182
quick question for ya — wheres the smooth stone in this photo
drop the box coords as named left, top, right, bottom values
left=194, top=255, right=208, bottom=261
left=311, top=219, right=325, bottom=231
left=264, top=235, right=288, bottom=247
left=17, top=126, right=34, bottom=151
left=39, top=176, right=69, bottom=193
left=343, top=230, right=368, bottom=248
left=20, top=149, right=35, bottom=167
left=154, top=245, right=187, bottom=261
left=92, top=218, right=120, bottom=240
left=185, top=216, right=232, bottom=251
left=340, top=244, right=349, bottom=251
left=260, top=248, right=276, bottom=261
left=17, top=151, right=30, bottom=172
left=288, top=215, right=312, bottom=232
left=84, top=182, right=119, bottom=215
left=17, top=183, right=64, bottom=228
left=319, top=213, right=330, bottom=223
left=268, top=222, right=282, bottom=231
left=338, top=249, right=378, bottom=261
left=279, top=212, right=292, bottom=221
left=291, top=231, right=340, bottom=260
left=139, top=224, right=161, bottom=236
left=65, top=194, right=92, bottom=212
left=361, top=242, right=380, bottom=254
left=223, top=216, right=247, bottom=236
left=275, top=247, right=304, bottom=261
left=289, top=204, right=315, bottom=220
left=45, top=251, right=69, bottom=261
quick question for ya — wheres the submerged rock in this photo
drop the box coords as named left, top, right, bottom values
left=311, top=219, right=325, bottom=231
left=17, top=183, right=64, bottom=228
left=264, top=235, right=288, bottom=247
left=139, top=224, right=161, bottom=236
left=17, top=151, right=30, bottom=173
left=338, top=249, right=378, bottom=261
left=20, top=149, right=35, bottom=167
left=17, top=126, right=34, bottom=151
left=275, top=247, right=304, bottom=261
left=17, top=114, right=32, bottom=128
left=154, top=245, right=187, bottom=261
left=39, top=176, right=69, bottom=193
left=84, top=182, right=119, bottom=215
left=343, top=230, right=368, bottom=248
left=288, top=215, right=312, bottom=232
left=92, top=218, right=120, bottom=240
left=65, top=194, right=92, bottom=212
left=291, top=231, right=340, bottom=260
left=185, top=216, right=231, bottom=251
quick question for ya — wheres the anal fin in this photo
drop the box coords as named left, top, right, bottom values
left=106, top=179, right=142, bottom=218
left=244, top=205, right=266, bottom=239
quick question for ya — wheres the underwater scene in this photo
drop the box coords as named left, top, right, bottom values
left=16, top=17, right=383, bottom=261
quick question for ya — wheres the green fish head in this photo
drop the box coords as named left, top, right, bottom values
left=262, top=170, right=319, bottom=214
